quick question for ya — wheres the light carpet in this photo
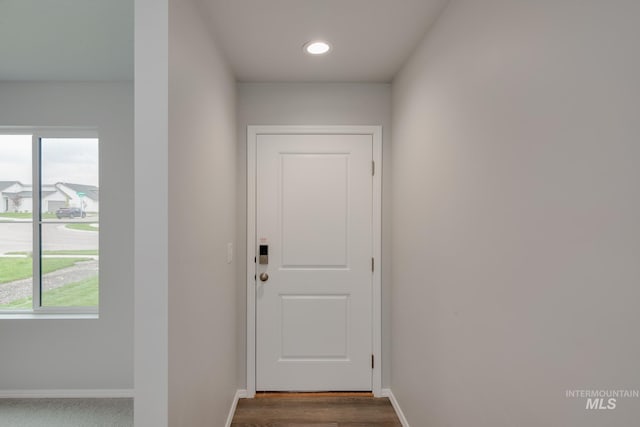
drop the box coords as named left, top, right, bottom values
left=0, top=398, right=133, bottom=427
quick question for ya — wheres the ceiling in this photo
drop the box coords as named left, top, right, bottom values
left=0, top=0, right=133, bottom=81
left=199, top=0, right=449, bottom=82
left=0, top=0, right=448, bottom=83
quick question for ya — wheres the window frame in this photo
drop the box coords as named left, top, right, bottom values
left=0, top=127, right=99, bottom=316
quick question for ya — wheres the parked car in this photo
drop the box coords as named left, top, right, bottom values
left=55, top=207, right=86, bottom=219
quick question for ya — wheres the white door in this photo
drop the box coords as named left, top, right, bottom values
left=255, top=133, right=373, bottom=391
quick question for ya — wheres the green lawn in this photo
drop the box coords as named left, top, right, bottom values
left=0, top=257, right=89, bottom=284
left=43, top=249, right=98, bottom=256
left=0, top=212, right=57, bottom=219
left=0, top=275, right=98, bottom=308
left=7, top=250, right=99, bottom=256
left=65, top=223, right=99, bottom=232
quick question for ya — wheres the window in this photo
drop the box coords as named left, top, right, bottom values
left=0, top=130, right=99, bottom=314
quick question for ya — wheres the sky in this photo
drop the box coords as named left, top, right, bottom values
left=0, top=135, right=98, bottom=186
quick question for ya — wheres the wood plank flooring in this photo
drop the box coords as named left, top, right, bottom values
left=231, top=393, right=402, bottom=427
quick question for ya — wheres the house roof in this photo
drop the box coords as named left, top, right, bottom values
left=0, top=181, right=20, bottom=192
left=4, top=190, right=32, bottom=198
left=1, top=182, right=99, bottom=201
left=57, top=183, right=99, bottom=201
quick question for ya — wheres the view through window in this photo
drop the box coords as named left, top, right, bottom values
left=0, top=134, right=99, bottom=311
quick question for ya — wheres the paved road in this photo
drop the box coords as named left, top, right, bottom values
left=0, top=222, right=98, bottom=254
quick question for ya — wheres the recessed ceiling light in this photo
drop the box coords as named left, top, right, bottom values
left=304, top=41, right=331, bottom=55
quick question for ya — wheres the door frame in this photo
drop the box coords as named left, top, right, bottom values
left=246, top=125, right=382, bottom=397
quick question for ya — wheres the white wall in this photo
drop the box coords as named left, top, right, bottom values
left=391, top=1, right=640, bottom=426
left=237, top=83, right=392, bottom=388
left=0, top=82, right=134, bottom=390
left=134, top=0, right=168, bottom=424
left=168, top=0, right=237, bottom=425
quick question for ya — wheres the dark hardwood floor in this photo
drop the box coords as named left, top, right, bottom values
left=230, top=393, right=402, bottom=427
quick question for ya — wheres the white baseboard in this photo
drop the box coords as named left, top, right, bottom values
left=0, top=389, right=134, bottom=399
left=381, top=388, right=410, bottom=427
left=225, top=389, right=247, bottom=427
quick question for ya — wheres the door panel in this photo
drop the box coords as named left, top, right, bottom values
left=281, top=154, right=348, bottom=267
left=256, top=133, right=373, bottom=391
left=280, top=294, right=349, bottom=359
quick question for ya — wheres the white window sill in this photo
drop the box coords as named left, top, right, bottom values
left=0, top=313, right=99, bottom=320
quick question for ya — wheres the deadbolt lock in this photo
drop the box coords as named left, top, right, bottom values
left=259, top=245, right=269, bottom=265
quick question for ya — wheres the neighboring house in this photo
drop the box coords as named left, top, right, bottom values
left=5, top=190, right=34, bottom=212
left=42, top=185, right=69, bottom=213
left=0, top=181, right=24, bottom=213
left=0, top=181, right=99, bottom=213
left=56, top=182, right=100, bottom=213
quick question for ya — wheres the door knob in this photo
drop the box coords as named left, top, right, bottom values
left=259, top=272, right=269, bottom=282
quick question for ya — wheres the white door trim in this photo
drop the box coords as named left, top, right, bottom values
left=247, top=125, right=382, bottom=397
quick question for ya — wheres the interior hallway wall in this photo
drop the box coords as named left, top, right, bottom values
left=168, top=0, right=237, bottom=425
left=135, top=0, right=168, bottom=424
left=391, top=0, right=640, bottom=426
left=0, top=82, right=134, bottom=391
left=236, top=83, right=392, bottom=389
